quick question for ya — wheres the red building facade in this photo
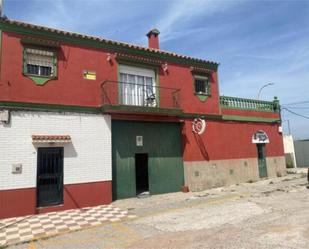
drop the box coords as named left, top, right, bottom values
left=0, top=19, right=285, bottom=218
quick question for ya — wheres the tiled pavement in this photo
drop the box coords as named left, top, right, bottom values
left=0, top=205, right=136, bottom=247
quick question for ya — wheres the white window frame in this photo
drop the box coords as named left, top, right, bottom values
left=119, top=65, right=157, bottom=107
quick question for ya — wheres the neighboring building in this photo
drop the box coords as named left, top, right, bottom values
left=0, top=18, right=286, bottom=219
left=283, top=135, right=297, bottom=168
left=294, top=139, right=309, bottom=168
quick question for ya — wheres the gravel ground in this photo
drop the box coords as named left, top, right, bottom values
left=7, top=173, right=309, bottom=249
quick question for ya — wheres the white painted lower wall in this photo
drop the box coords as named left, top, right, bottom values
left=0, top=111, right=111, bottom=190
left=283, top=135, right=297, bottom=168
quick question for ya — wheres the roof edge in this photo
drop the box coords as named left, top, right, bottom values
left=0, top=18, right=219, bottom=70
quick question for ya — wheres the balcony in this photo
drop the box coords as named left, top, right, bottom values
left=101, top=80, right=182, bottom=115
left=220, top=96, right=280, bottom=113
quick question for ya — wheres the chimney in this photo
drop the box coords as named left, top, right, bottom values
left=146, top=28, right=160, bottom=49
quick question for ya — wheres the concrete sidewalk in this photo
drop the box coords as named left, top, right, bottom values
left=6, top=173, right=309, bottom=248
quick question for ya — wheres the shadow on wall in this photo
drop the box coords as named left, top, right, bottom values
left=64, top=143, right=78, bottom=158
left=32, top=142, right=78, bottom=158
left=64, top=186, right=81, bottom=209
left=193, top=132, right=210, bottom=161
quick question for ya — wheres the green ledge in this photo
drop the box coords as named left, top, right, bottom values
left=101, top=104, right=183, bottom=116
left=0, top=101, right=281, bottom=123
left=0, top=101, right=101, bottom=113
left=222, top=115, right=280, bottom=123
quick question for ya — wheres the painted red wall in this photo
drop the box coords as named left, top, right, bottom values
left=182, top=120, right=284, bottom=161
left=159, top=63, right=220, bottom=114
left=0, top=31, right=221, bottom=115
left=0, top=32, right=117, bottom=107
left=0, top=181, right=112, bottom=219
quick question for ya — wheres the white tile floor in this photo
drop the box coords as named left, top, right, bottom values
left=0, top=205, right=136, bottom=247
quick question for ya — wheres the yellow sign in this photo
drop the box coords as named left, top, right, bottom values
left=83, top=71, right=96, bottom=80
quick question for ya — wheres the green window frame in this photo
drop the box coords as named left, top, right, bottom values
left=22, top=46, right=58, bottom=85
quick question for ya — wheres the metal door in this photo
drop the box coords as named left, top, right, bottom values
left=37, top=147, right=64, bottom=207
left=257, top=144, right=267, bottom=178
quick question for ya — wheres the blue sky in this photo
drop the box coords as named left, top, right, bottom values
left=4, top=0, right=309, bottom=139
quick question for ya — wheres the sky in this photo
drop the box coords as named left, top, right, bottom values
left=3, top=0, right=309, bottom=139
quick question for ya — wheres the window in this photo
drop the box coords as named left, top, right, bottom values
left=119, top=65, right=156, bottom=107
left=194, top=75, right=210, bottom=95
left=24, top=48, right=56, bottom=77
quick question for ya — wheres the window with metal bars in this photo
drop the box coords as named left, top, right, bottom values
left=23, top=48, right=56, bottom=77
left=194, top=76, right=210, bottom=95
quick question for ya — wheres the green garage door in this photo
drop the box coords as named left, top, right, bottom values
left=112, top=120, right=184, bottom=200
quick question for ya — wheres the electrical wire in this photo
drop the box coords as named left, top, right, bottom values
left=282, top=100, right=309, bottom=105
left=282, top=107, right=309, bottom=109
left=282, top=107, right=309, bottom=120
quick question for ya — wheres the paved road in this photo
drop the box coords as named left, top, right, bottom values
left=9, top=173, right=309, bottom=249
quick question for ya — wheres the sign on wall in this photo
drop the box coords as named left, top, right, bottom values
left=0, top=109, right=10, bottom=123
left=252, top=130, right=269, bottom=144
left=83, top=70, right=96, bottom=80
left=136, top=136, right=143, bottom=146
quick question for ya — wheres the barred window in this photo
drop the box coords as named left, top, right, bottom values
left=194, top=75, right=210, bottom=95
left=24, top=48, right=56, bottom=77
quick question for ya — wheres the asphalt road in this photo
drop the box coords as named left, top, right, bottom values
left=8, top=172, right=309, bottom=249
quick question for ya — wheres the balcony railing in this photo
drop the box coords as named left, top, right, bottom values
left=220, top=96, right=279, bottom=112
left=101, top=80, right=181, bottom=110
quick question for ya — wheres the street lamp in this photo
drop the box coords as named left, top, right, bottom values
left=257, top=83, right=274, bottom=100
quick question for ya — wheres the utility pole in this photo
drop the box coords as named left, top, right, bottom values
left=0, top=0, right=3, bottom=17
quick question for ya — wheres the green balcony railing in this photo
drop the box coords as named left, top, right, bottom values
left=220, top=96, right=280, bottom=112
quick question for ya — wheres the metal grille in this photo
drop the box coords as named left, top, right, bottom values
left=37, top=147, right=63, bottom=207
left=194, top=78, right=209, bottom=95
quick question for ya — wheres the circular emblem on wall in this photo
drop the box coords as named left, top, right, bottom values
left=192, top=118, right=206, bottom=135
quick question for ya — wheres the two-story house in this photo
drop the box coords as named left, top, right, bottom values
left=0, top=18, right=285, bottom=219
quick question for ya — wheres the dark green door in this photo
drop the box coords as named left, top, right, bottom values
left=37, top=147, right=64, bottom=207
left=257, top=144, right=267, bottom=178
left=112, top=121, right=184, bottom=200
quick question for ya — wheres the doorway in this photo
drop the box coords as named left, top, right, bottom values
left=257, top=144, right=267, bottom=178
left=135, top=153, right=149, bottom=195
left=37, top=147, right=64, bottom=207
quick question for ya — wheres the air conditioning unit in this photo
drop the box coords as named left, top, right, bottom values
left=0, top=110, right=10, bottom=123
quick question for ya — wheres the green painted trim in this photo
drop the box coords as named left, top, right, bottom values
left=147, top=28, right=160, bottom=36
left=179, top=113, right=222, bottom=120
left=0, top=100, right=280, bottom=123
left=0, top=30, right=2, bottom=80
left=0, top=21, right=218, bottom=70
left=195, top=94, right=209, bottom=102
left=102, top=104, right=183, bottom=116
left=27, top=75, right=53, bottom=85
left=0, top=101, right=101, bottom=113
left=222, top=115, right=280, bottom=123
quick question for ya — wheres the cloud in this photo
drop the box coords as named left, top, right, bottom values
left=154, top=0, right=239, bottom=43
